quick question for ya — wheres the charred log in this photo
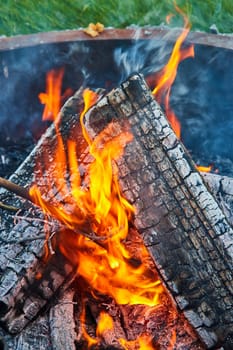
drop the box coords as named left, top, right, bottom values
left=83, top=74, right=233, bottom=349
left=0, top=74, right=233, bottom=349
left=73, top=228, right=205, bottom=349
left=202, top=172, right=233, bottom=228
left=0, top=88, right=87, bottom=333
left=49, top=287, right=76, bottom=350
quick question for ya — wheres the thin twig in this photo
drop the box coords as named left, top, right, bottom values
left=13, top=215, right=56, bottom=226
left=0, top=176, right=110, bottom=247
left=47, top=231, right=56, bottom=255
left=0, top=201, right=19, bottom=212
left=3, top=234, right=46, bottom=244
left=0, top=176, right=31, bottom=202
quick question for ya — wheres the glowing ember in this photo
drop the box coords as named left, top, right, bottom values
left=196, top=164, right=212, bottom=173
left=96, top=311, right=114, bottom=336
left=119, top=335, right=154, bottom=350
left=167, top=330, right=176, bottom=350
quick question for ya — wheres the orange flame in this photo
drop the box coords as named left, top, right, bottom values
left=166, top=13, right=175, bottom=25
left=196, top=164, right=212, bottom=173
left=32, top=87, right=166, bottom=347
left=119, top=334, right=155, bottom=350
left=152, top=5, right=194, bottom=139
left=167, top=330, right=176, bottom=350
left=31, top=89, right=165, bottom=308
left=34, top=9, right=202, bottom=343
left=80, top=302, right=98, bottom=349
left=38, top=67, right=72, bottom=121
left=96, top=311, right=114, bottom=336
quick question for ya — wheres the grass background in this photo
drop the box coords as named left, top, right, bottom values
left=0, top=0, right=232, bottom=37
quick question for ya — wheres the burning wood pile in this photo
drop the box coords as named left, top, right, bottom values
left=0, top=17, right=233, bottom=350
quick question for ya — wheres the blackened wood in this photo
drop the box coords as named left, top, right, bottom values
left=0, top=177, right=31, bottom=202
left=0, top=88, right=86, bottom=333
left=0, top=312, right=51, bottom=350
left=202, top=172, right=233, bottom=228
left=0, top=75, right=232, bottom=348
left=84, top=74, right=233, bottom=349
left=73, top=229, right=205, bottom=349
left=10, top=315, right=51, bottom=350
left=49, top=287, right=76, bottom=350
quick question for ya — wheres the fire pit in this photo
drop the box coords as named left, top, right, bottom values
left=1, top=28, right=233, bottom=178
left=0, top=28, right=233, bottom=350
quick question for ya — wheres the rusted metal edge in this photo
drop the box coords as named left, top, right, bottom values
left=0, top=27, right=233, bottom=52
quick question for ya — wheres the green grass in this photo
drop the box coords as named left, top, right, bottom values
left=0, top=0, right=232, bottom=36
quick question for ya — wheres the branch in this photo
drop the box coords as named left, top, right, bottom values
left=0, top=176, right=31, bottom=202
left=0, top=200, right=19, bottom=212
left=0, top=176, right=108, bottom=247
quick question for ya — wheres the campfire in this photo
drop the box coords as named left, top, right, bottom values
left=0, top=12, right=233, bottom=350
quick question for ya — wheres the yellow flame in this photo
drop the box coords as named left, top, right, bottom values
left=152, top=5, right=194, bottom=139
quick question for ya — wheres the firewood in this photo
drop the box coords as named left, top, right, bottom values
left=83, top=74, right=233, bottom=349
left=202, top=172, right=233, bottom=228
left=73, top=229, right=205, bottom=349
left=0, top=74, right=233, bottom=348
left=0, top=177, right=31, bottom=203
left=49, top=287, right=76, bottom=350
left=5, top=314, right=51, bottom=350
left=0, top=88, right=87, bottom=333
left=0, top=176, right=106, bottom=244
left=0, top=201, right=18, bottom=212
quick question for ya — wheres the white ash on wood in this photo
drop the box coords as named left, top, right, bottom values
left=0, top=74, right=232, bottom=349
left=83, top=74, right=233, bottom=349
left=0, top=88, right=87, bottom=334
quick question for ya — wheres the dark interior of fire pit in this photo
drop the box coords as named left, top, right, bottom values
left=1, top=36, right=233, bottom=178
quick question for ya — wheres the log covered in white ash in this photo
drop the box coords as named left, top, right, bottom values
left=0, top=88, right=86, bottom=337
left=0, top=75, right=232, bottom=349
left=83, top=74, right=233, bottom=349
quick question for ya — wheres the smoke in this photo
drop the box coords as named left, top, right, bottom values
left=0, top=33, right=233, bottom=176
left=114, top=32, right=233, bottom=176
left=113, top=27, right=179, bottom=81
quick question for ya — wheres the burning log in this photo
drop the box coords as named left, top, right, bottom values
left=202, top=172, right=233, bottom=228
left=0, top=88, right=88, bottom=334
left=0, top=73, right=232, bottom=349
left=82, top=74, right=233, bottom=349
left=49, top=287, right=76, bottom=350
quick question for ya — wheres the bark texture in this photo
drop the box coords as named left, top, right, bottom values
left=1, top=75, right=233, bottom=349
left=0, top=89, right=86, bottom=333
left=202, top=172, right=233, bottom=228
left=84, top=74, right=233, bottom=349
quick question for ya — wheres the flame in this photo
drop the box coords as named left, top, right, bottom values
left=31, top=88, right=165, bottom=307
left=151, top=6, right=213, bottom=173
left=32, top=87, right=167, bottom=347
left=33, top=9, right=203, bottom=344
left=166, top=13, right=175, bottom=25
left=38, top=67, right=72, bottom=121
left=167, top=330, right=176, bottom=350
left=96, top=311, right=114, bottom=336
left=196, top=164, right=212, bottom=173
left=152, top=5, right=194, bottom=139
left=119, top=335, right=155, bottom=350
left=80, top=302, right=98, bottom=349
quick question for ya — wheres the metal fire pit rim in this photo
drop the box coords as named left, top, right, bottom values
left=0, top=27, right=233, bottom=52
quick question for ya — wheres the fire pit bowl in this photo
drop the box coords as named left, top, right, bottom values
left=0, top=28, right=233, bottom=178
left=0, top=28, right=233, bottom=350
